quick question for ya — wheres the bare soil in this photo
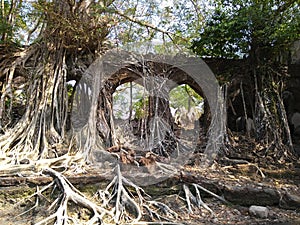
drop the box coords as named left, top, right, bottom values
left=0, top=160, right=299, bottom=225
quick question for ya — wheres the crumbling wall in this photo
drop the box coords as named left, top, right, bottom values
left=204, top=59, right=254, bottom=133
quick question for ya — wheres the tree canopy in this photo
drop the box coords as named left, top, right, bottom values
left=191, top=0, right=300, bottom=61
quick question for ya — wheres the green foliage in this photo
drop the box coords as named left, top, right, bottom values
left=191, top=0, right=300, bottom=60
left=66, top=83, right=74, bottom=98
left=169, top=84, right=203, bottom=110
left=0, top=0, right=27, bottom=44
left=100, top=0, right=209, bottom=48
left=132, top=97, right=149, bottom=119
left=0, top=0, right=12, bottom=42
left=113, top=83, right=204, bottom=120
left=0, top=0, right=44, bottom=45
left=113, top=82, right=149, bottom=119
left=0, top=0, right=207, bottom=48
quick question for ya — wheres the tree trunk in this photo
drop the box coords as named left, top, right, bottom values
left=0, top=0, right=110, bottom=162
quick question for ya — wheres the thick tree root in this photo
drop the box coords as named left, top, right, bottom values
left=11, top=164, right=180, bottom=224
left=97, top=164, right=178, bottom=224
left=98, top=164, right=143, bottom=223
left=183, top=183, right=228, bottom=216
left=183, top=184, right=214, bottom=215
left=34, top=167, right=113, bottom=225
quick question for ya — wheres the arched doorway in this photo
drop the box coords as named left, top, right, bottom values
left=96, top=62, right=211, bottom=157
left=72, top=49, right=223, bottom=184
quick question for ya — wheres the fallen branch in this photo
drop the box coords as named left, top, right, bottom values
left=220, top=157, right=266, bottom=178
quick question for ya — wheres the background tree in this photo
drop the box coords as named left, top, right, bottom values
left=191, top=0, right=300, bottom=60
left=191, top=0, right=300, bottom=161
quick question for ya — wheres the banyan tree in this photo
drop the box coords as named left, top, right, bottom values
left=1, top=0, right=298, bottom=224
left=0, top=1, right=226, bottom=224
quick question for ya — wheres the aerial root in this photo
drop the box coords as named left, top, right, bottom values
left=183, top=183, right=228, bottom=216
left=33, top=167, right=113, bottom=225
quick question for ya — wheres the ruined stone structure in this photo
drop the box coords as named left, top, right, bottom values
left=283, top=41, right=300, bottom=143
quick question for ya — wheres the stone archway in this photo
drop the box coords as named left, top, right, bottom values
left=72, top=49, right=223, bottom=171
left=96, top=61, right=211, bottom=150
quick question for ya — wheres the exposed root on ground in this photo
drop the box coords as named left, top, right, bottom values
left=97, top=164, right=144, bottom=223
left=143, top=200, right=178, bottom=222
left=11, top=162, right=180, bottom=224
left=183, top=184, right=213, bottom=215
left=3, top=159, right=299, bottom=224
left=183, top=183, right=228, bottom=216
left=0, top=152, right=84, bottom=176
left=220, top=157, right=266, bottom=178
left=35, top=167, right=113, bottom=225
left=97, top=164, right=178, bottom=224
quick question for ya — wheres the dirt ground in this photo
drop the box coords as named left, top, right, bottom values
left=0, top=161, right=299, bottom=225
